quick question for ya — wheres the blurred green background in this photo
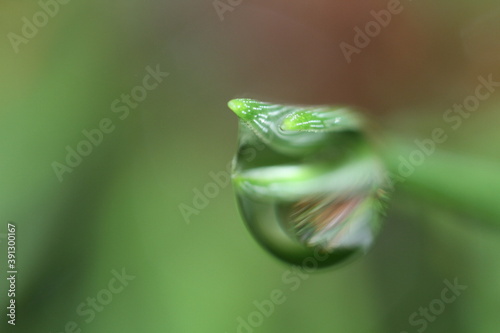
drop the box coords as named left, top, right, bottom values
left=1, top=1, right=500, bottom=332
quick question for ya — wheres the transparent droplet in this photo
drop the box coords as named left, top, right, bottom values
left=229, top=99, right=390, bottom=268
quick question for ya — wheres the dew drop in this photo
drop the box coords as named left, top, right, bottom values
left=229, top=99, right=390, bottom=268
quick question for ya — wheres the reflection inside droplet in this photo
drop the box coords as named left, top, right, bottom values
left=234, top=156, right=388, bottom=268
left=230, top=99, right=390, bottom=269
left=286, top=195, right=373, bottom=250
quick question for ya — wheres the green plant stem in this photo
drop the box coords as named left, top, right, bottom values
left=384, top=141, right=500, bottom=227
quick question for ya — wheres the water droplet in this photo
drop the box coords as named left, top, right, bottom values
left=229, top=99, right=390, bottom=268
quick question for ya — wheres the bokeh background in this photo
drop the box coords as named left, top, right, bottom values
left=1, top=0, right=500, bottom=332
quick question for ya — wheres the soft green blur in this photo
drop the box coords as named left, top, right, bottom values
left=1, top=1, right=500, bottom=333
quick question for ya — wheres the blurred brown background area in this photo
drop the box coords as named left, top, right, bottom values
left=190, top=0, right=500, bottom=111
